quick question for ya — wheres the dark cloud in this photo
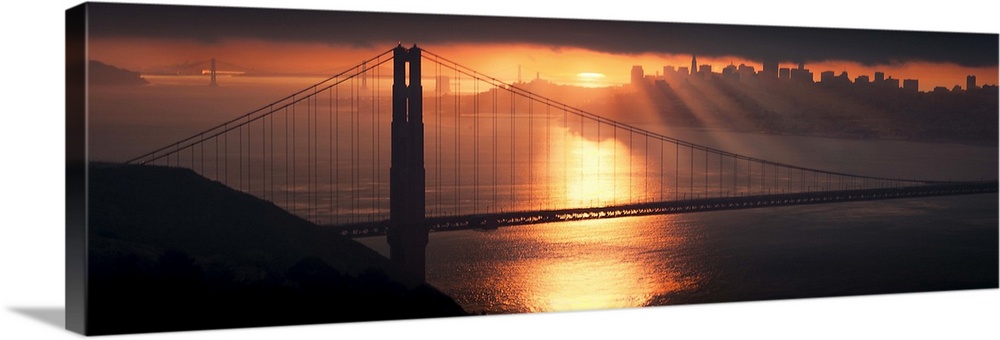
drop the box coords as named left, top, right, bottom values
left=86, top=3, right=998, bottom=67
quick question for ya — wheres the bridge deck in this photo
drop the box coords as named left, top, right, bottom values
left=326, top=181, right=998, bottom=238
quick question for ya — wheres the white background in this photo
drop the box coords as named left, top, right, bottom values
left=1, top=1, right=997, bottom=339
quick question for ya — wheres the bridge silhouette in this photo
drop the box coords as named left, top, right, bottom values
left=125, top=45, right=997, bottom=280
left=148, top=57, right=367, bottom=86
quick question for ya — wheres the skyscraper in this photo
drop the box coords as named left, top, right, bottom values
left=763, top=58, right=778, bottom=79
left=631, top=65, right=644, bottom=87
left=779, top=68, right=790, bottom=80
left=820, top=71, right=835, bottom=83
left=691, top=55, right=697, bottom=76
left=967, top=75, right=977, bottom=90
left=698, top=64, right=712, bottom=77
left=663, top=66, right=675, bottom=77
left=790, top=63, right=813, bottom=83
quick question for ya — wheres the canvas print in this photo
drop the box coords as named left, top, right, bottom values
left=66, top=2, right=998, bottom=335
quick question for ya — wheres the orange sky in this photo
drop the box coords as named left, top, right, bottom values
left=89, top=38, right=998, bottom=92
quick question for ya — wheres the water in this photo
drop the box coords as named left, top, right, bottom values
left=355, top=131, right=997, bottom=314
left=90, top=75, right=998, bottom=314
left=357, top=192, right=997, bottom=314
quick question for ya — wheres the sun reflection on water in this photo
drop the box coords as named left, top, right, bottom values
left=544, top=126, right=650, bottom=208
left=518, top=215, right=699, bottom=313
left=515, top=129, right=699, bottom=312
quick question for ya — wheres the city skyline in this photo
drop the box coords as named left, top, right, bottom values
left=627, top=55, right=995, bottom=92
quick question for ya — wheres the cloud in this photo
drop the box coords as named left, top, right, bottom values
left=86, top=3, right=998, bottom=67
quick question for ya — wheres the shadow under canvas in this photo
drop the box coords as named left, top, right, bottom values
left=10, top=307, right=66, bottom=330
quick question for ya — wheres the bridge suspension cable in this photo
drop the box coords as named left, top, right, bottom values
left=123, top=46, right=988, bottom=231
left=126, top=48, right=396, bottom=225
left=418, top=47, right=950, bottom=220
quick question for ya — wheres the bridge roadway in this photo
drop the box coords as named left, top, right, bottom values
left=326, top=181, right=998, bottom=238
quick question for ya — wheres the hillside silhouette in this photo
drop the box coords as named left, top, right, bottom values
left=88, top=60, right=149, bottom=86
left=86, top=164, right=466, bottom=335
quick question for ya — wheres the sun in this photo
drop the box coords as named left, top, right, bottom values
left=573, top=72, right=608, bottom=87
left=577, top=72, right=606, bottom=80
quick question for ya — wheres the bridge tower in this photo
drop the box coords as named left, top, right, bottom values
left=209, top=58, right=218, bottom=87
left=387, top=45, right=427, bottom=281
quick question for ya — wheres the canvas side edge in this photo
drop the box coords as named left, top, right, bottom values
left=65, top=2, right=88, bottom=336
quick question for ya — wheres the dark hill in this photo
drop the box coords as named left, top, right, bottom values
left=86, top=163, right=465, bottom=335
left=88, top=60, right=149, bottom=86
